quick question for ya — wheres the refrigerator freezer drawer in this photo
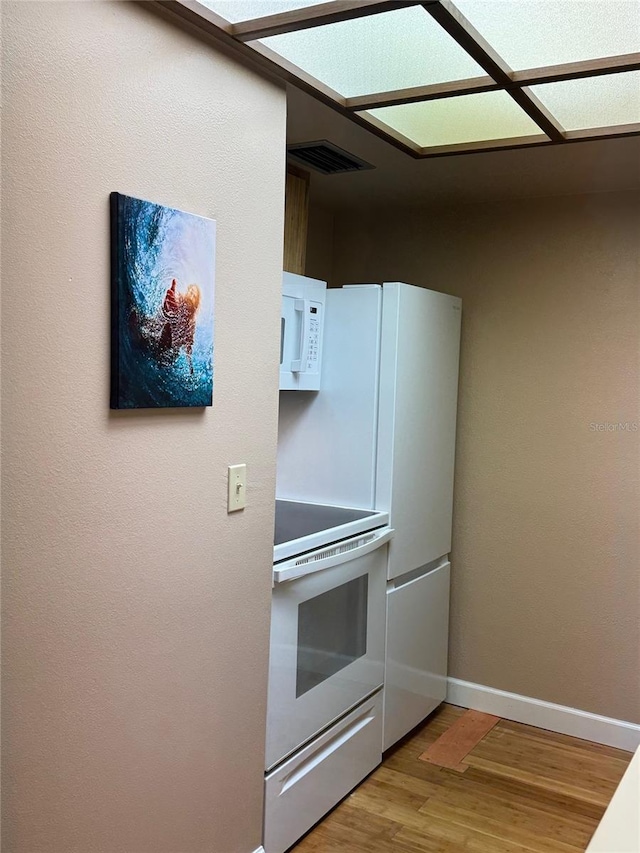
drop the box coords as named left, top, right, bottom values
left=383, top=561, right=450, bottom=751
left=264, top=691, right=383, bottom=853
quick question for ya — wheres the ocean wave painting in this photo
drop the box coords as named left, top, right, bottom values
left=110, top=192, right=215, bottom=408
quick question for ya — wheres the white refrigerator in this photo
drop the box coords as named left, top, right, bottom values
left=277, top=282, right=462, bottom=750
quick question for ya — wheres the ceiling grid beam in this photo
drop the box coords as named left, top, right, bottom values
left=345, top=75, right=499, bottom=110
left=422, top=0, right=565, bottom=142
left=511, top=52, right=640, bottom=86
left=230, top=0, right=423, bottom=41
left=346, top=53, right=640, bottom=112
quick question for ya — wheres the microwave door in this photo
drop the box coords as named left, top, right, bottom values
left=280, top=272, right=325, bottom=391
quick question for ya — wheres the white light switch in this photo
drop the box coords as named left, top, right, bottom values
left=228, top=464, right=246, bottom=512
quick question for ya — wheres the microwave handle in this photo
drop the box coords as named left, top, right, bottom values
left=290, top=299, right=310, bottom=374
left=273, top=527, right=394, bottom=584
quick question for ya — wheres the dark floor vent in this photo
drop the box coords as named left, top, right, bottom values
left=287, top=141, right=374, bottom=175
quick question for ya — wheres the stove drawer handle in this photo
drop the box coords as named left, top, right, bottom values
left=279, top=708, right=376, bottom=795
left=273, top=527, right=393, bottom=584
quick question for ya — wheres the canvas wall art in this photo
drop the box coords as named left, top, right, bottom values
left=110, top=192, right=215, bottom=408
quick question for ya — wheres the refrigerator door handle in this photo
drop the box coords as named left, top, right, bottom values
left=290, top=299, right=310, bottom=373
left=273, top=528, right=394, bottom=584
left=389, top=555, right=450, bottom=590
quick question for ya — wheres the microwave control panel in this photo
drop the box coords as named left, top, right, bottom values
left=306, top=302, right=322, bottom=372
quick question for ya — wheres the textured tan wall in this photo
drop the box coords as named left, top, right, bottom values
left=2, top=3, right=285, bottom=851
left=331, top=191, right=640, bottom=723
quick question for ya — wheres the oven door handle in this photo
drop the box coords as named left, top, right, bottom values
left=273, top=527, right=394, bottom=584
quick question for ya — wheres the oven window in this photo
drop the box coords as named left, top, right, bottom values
left=296, top=574, right=368, bottom=698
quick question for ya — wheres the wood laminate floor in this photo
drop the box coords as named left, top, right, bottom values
left=291, top=704, right=633, bottom=853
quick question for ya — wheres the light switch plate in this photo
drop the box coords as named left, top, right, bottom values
left=228, top=464, right=246, bottom=512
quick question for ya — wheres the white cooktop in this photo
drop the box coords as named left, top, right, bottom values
left=274, top=499, right=388, bottom=563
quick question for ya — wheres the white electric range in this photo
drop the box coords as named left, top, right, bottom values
left=264, top=499, right=392, bottom=853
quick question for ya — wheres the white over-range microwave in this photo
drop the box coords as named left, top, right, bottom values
left=280, top=271, right=326, bottom=391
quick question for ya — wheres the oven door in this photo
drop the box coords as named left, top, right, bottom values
left=266, top=527, right=392, bottom=771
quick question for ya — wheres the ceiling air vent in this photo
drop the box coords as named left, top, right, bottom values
left=287, top=141, right=374, bottom=175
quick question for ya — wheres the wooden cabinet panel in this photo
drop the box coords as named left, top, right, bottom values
left=283, top=166, right=309, bottom=274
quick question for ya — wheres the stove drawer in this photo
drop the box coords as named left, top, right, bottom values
left=263, top=691, right=382, bottom=853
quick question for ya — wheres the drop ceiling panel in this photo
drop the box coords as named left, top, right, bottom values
left=255, top=6, right=486, bottom=98
left=452, top=0, right=640, bottom=71
left=360, top=90, right=546, bottom=148
left=531, top=70, right=640, bottom=130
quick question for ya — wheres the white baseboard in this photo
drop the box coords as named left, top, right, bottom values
left=447, top=678, right=640, bottom=753
left=250, top=847, right=266, bottom=853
